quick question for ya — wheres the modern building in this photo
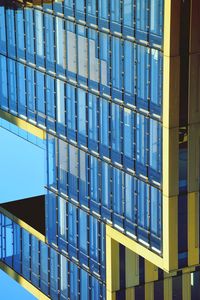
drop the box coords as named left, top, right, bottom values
left=0, top=0, right=199, bottom=299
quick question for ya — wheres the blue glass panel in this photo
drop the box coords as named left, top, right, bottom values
left=0, top=7, right=6, bottom=54
left=31, top=236, right=39, bottom=287
left=46, top=75, right=55, bottom=131
left=45, top=14, right=55, bottom=72
left=80, top=269, right=89, bottom=300
left=16, top=10, right=25, bottom=59
left=13, top=223, right=21, bottom=274
left=26, top=66, right=35, bottom=120
left=111, top=103, right=122, bottom=163
left=36, top=71, right=45, bottom=125
left=123, top=108, right=134, bottom=170
left=25, top=9, right=35, bottom=63
left=58, top=140, right=68, bottom=195
left=87, top=0, right=97, bottom=24
left=136, top=0, right=149, bottom=41
left=55, top=17, right=66, bottom=75
left=112, top=168, right=123, bottom=217
left=124, top=41, right=135, bottom=105
left=99, top=33, right=110, bottom=95
left=137, top=181, right=149, bottom=242
left=58, top=196, right=67, bottom=251
left=64, top=0, right=74, bottom=17
left=123, top=0, right=134, bottom=30
left=46, top=192, right=57, bottom=246
left=70, top=263, right=78, bottom=300
left=4, top=217, right=13, bottom=267
left=110, top=0, right=121, bottom=32
left=98, top=0, right=108, bottom=28
left=150, top=0, right=163, bottom=45
left=6, top=9, right=16, bottom=58
left=90, top=216, right=99, bottom=273
left=112, top=37, right=123, bottom=100
left=88, top=29, right=99, bottom=90
left=150, top=187, right=161, bottom=250
left=90, top=156, right=99, bottom=212
left=79, top=210, right=88, bottom=265
left=35, top=10, right=44, bottom=67
left=68, top=202, right=77, bottom=257
left=136, top=45, right=150, bottom=110
left=0, top=55, right=8, bottom=109
left=100, top=98, right=110, bottom=157
left=100, top=223, right=106, bottom=281
left=101, top=162, right=111, bottom=209
left=47, top=135, right=57, bottom=189
left=68, top=145, right=78, bottom=200
left=60, top=255, right=68, bottom=300
left=125, top=174, right=135, bottom=223
left=79, top=151, right=89, bottom=207
left=56, top=79, right=65, bottom=135
left=50, top=249, right=58, bottom=300
left=91, top=277, right=100, bottom=300
left=150, top=49, right=163, bottom=115
left=22, top=229, right=30, bottom=280
left=8, top=59, right=17, bottom=113
left=77, top=25, right=88, bottom=84
left=88, top=94, right=98, bottom=151
left=136, top=114, right=148, bottom=175
left=149, top=119, right=162, bottom=182
left=77, top=88, right=87, bottom=146
left=17, top=63, right=26, bottom=117
left=66, top=84, right=76, bottom=140
left=40, top=242, right=49, bottom=295
left=66, top=21, right=77, bottom=80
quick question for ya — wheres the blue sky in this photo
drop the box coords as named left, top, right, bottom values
left=0, top=125, right=45, bottom=299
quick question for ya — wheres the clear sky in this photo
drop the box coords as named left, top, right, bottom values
left=0, top=125, right=46, bottom=299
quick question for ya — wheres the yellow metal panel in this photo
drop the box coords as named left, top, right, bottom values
left=126, top=287, right=135, bottom=300
left=145, top=283, right=154, bottom=300
left=188, top=192, right=199, bottom=266
left=0, top=261, right=50, bottom=300
left=0, top=109, right=46, bottom=140
left=182, top=273, right=191, bottom=300
left=144, top=260, right=158, bottom=283
left=0, top=207, right=46, bottom=243
left=125, top=248, right=139, bottom=288
left=162, top=195, right=178, bottom=271
left=106, top=234, right=120, bottom=293
left=164, top=278, right=172, bottom=300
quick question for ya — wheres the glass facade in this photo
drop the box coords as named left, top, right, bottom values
left=0, top=0, right=168, bottom=299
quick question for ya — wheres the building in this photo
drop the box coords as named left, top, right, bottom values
left=0, top=0, right=200, bottom=299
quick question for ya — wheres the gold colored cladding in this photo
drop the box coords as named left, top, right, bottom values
left=0, top=109, right=46, bottom=140
left=106, top=235, right=120, bottom=293
left=144, top=282, right=154, bottom=300
left=0, top=261, right=50, bottom=300
left=0, top=206, right=46, bottom=243
left=125, top=248, right=139, bottom=288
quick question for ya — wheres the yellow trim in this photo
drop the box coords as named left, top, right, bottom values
left=106, top=235, right=120, bottom=293
left=188, top=192, right=199, bottom=266
left=0, top=109, right=46, bottom=140
left=0, top=206, right=46, bottom=243
left=125, top=248, right=139, bottom=288
left=144, top=260, right=158, bottom=283
left=145, top=282, right=154, bottom=300
left=126, top=287, right=135, bottom=300
left=182, top=273, right=191, bottom=300
left=164, top=277, right=172, bottom=300
left=0, top=261, right=50, bottom=300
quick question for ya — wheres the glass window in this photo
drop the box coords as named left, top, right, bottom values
left=58, top=140, right=68, bottom=195
left=16, top=10, right=25, bottom=59
left=60, top=255, right=68, bottom=300
left=66, top=84, right=76, bottom=139
left=111, top=0, right=120, bottom=23
left=50, top=249, right=58, bottom=300
left=91, top=277, right=100, bottom=300
left=111, top=103, right=122, bottom=155
left=77, top=89, right=86, bottom=144
left=149, top=119, right=161, bottom=175
left=35, top=10, right=44, bottom=67
left=125, top=174, right=135, bottom=222
left=0, top=7, right=6, bottom=54
left=98, top=0, right=108, bottom=21
left=99, top=33, right=110, bottom=90
left=70, top=263, right=78, bottom=300
left=79, top=210, right=88, bottom=254
left=79, top=151, right=88, bottom=206
left=56, top=79, right=65, bottom=126
left=46, top=192, right=57, bottom=246
left=22, top=229, right=30, bottom=280
left=13, top=223, right=21, bottom=273
left=31, top=236, right=39, bottom=287
left=58, top=196, right=67, bottom=246
left=124, top=108, right=134, bottom=160
left=77, top=25, right=88, bottom=79
left=101, top=162, right=110, bottom=208
left=0, top=55, right=8, bottom=109
left=87, top=0, right=96, bottom=17
left=36, top=71, right=45, bottom=120
left=80, top=270, right=89, bottom=300
left=46, top=75, right=55, bottom=119
left=76, top=0, right=84, bottom=13
left=151, top=49, right=163, bottom=109
left=25, top=9, right=34, bottom=63
left=150, top=0, right=163, bottom=38
left=40, top=242, right=49, bottom=295
left=69, top=145, right=78, bottom=200
left=8, top=59, right=17, bottom=113
left=90, top=156, right=98, bottom=203
left=88, top=94, right=98, bottom=150
left=136, top=114, right=148, bottom=167
left=88, top=29, right=99, bottom=84
left=100, top=98, right=109, bottom=149
left=66, top=21, right=77, bottom=75
left=112, top=168, right=123, bottom=215
left=6, top=9, right=15, bottom=58
left=136, top=0, right=148, bottom=36
left=150, top=187, right=161, bottom=238
left=68, top=203, right=77, bottom=248
left=124, top=41, right=134, bottom=96
left=112, top=37, right=122, bottom=91
left=138, top=181, right=149, bottom=230
left=90, top=216, right=98, bottom=263
left=26, top=67, right=35, bottom=119
left=123, top=0, right=133, bottom=28
left=56, top=17, right=66, bottom=74
left=137, top=45, right=149, bottom=107
left=45, top=14, right=55, bottom=71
